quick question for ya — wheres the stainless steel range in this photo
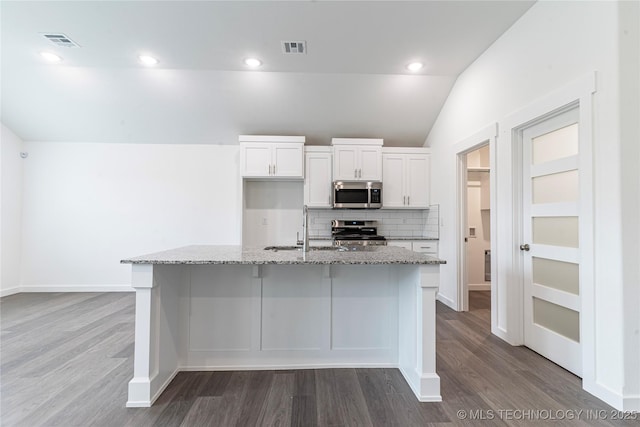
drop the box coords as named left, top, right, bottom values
left=331, top=220, right=387, bottom=247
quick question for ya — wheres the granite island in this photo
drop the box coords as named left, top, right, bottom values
left=121, top=245, right=445, bottom=407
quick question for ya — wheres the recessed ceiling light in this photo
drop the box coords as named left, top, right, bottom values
left=40, top=51, right=62, bottom=62
left=244, top=58, right=262, bottom=68
left=406, top=62, right=424, bottom=72
left=138, top=55, right=159, bottom=66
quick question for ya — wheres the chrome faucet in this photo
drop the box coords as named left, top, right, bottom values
left=302, top=205, right=309, bottom=252
left=296, top=205, right=310, bottom=252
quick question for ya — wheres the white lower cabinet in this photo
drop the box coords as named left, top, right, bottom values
left=387, top=241, right=413, bottom=250
left=388, top=240, right=438, bottom=256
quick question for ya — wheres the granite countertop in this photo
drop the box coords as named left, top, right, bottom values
left=121, top=245, right=446, bottom=265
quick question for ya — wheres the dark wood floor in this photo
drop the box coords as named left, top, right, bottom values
left=1, top=291, right=634, bottom=426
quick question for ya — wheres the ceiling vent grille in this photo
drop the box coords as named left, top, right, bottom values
left=281, top=41, right=306, bottom=54
left=41, top=33, right=80, bottom=48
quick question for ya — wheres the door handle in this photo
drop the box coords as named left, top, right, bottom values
left=520, top=244, right=530, bottom=251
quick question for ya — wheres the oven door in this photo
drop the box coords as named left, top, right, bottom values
left=333, top=181, right=370, bottom=208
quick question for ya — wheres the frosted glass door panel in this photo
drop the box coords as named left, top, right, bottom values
left=522, top=107, right=582, bottom=376
left=532, top=216, right=579, bottom=248
left=533, top=297, right=580, bottom=342
left=532, top=123, right=579, bottom=164
left=532, top=257, right=579, bottom=294
left=532, top=170, right=579, bottom=204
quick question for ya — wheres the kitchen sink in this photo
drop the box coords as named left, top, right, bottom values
left=263, top=246, right=301, bottom=251
left=263, top=245, right=349, bottom=252
left=311, top=246, right=348, bottom=252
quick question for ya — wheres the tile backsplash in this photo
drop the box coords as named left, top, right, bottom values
left=308, top=205, right=439, bottom=239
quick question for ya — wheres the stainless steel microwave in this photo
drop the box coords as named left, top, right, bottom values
left=333, top=181, right=382, bottom=209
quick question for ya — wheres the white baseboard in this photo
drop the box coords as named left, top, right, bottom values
left=436, top=292, right=456, bottom=310
left=469, top=284, right=491, bottom=291
left=18, top=285, right=134, bottom=293
left=0, top=287, right=21, bottom=297
left=582, top=379, right=640, bottom=411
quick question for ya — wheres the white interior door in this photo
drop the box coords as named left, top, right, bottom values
left=522, top=107, right=582, bottom=376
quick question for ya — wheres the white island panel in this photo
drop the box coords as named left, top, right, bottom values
left=189, top=265, right=254, bottom=351
left=261, top=265, right=325, bottom=351
left=331, top=265, right=397, bottom=351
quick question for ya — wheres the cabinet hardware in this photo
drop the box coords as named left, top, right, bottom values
left=354, top=169, right=357, bottom=178
left=403, top=196, right=406, bottom=205
left=269, top=164, right=272, bottom=175
left=520, top=244, right=530, bottom=251
left=273, top=164, right=276, bottom=175
left=407, top=196, right=410, bottom=205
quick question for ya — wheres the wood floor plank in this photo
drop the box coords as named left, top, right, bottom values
left=178, top=396, right=222, bottom=427
left=256, top=372, right=295, bottom=427
left=234, top=370, right=274, bottom=426
left=291, top=369, right=317, bottom=426
left=356, top=368, right=401, bottom=426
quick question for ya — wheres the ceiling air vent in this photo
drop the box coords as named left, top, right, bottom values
left=281, top=41, right=306, bottom=54
left=41, top=33, right=81, bottom=48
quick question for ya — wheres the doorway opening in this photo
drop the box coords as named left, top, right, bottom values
left=465, top=145, right=491, bottom=316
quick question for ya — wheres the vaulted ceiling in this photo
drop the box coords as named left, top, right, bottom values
left=1, top=1, right=535, bottom=146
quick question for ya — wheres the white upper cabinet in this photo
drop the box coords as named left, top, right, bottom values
left=382, top=148, right=430, bottom=209
left=332, top=138, right=383, bottom=181
left=240, top=135, right=305, bottom=179
left=304, top=147, right=333, bottom=208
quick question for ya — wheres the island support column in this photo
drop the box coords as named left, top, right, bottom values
left=126, top=264, right=182, bottom=407
left=398, top=264, right=441, bottom=402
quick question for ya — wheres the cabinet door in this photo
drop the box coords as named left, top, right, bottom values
left=241, top=144, right=272, bottom=177
left=305, top=152, right=333, bottom=207
left=387, top=241, right=413, bottom=250
left=412, top=241, right=438, bottom=255
left=359, top=146, right=382, bottom=181
left=382, top=154, right=405, bottom=208
left=333, top=147, right=358, bottom=180
left=406, top=154, right=429, bottom=208
left=273, top=143, right=303, bottom=178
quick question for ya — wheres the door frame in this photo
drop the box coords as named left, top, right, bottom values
left=498, top=72, right=596, bottom=374
left=455, top=124, right=498, bottom=313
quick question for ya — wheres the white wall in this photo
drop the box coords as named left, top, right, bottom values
left=425, top=1, right=638, bottom=411
left=20, top=142, right=241, bottom=290
left=1, top=124, right=24, bottom=296
left=242, top=181, right=304, bottom=247
left=619, top=0, right=640, bottom=411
